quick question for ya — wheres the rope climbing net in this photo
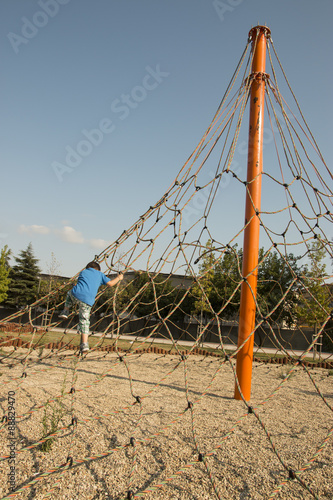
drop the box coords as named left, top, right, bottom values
left=0, top=28, right=332, bottom=499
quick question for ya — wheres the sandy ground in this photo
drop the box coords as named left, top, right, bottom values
left=0, top=347, right=332, bottom=500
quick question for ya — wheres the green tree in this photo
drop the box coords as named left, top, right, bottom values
left=0, top=245, right=12, bottom=304
left=123, top=272, right=182, bottom=320
left=296, top=240, right=331, bottom=327
left=95, top=270, right=188, bottom=324
left=190, top=240, right=217, bottom=322
left=256, top=249, right=303, bottom=326
left=6, top=243, right=41, bottom=308
left=211, top=244, right=242, bottom=319
left=209, top=244, right=303, bottom=325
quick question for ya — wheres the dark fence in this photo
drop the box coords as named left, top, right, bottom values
left=0, top=306, right=322, bottom=352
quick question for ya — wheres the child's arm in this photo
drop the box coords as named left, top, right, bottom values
left=106, top=273, right=124, bottom=287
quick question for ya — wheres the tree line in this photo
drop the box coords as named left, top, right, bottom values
left=103, top=240, right=331, bottom=330
left=0, top=243, right=69, bottom=309
left=0, top=241, right=331, bottom=333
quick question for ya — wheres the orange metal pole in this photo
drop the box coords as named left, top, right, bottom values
left=234, top=26, right=270, bottom=401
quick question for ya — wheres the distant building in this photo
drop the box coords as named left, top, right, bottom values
left=38, top=270, right=194, bottom=290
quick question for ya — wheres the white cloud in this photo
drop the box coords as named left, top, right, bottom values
left=17, top=222, right=109, bottom=250
left=19, top=224, right=50, bottom=235
left=57, top=226, right=85, bottom=244
left=89, top=238, right=110, bottom=249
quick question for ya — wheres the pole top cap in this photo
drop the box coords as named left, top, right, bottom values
left=248, top=26, right=271, bottom=42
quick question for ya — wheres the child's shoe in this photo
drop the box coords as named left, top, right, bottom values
left=80, top=343, right=89, bottom=353
left=59, top=309, right=69, bottom=319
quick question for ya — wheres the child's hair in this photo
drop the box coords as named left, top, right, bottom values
left=86, top=261, right=101, bottom=271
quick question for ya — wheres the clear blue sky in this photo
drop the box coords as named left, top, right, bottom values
left=1, top=0, right=332, bottom=276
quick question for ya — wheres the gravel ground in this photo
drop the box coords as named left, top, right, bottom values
left=0, top=347, right=332, bottom=499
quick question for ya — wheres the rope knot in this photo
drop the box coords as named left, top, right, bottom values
left=288, top=469, right=296, bottom=480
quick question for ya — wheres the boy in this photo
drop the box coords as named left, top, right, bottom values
left=59, top=261, right=123, bottom=353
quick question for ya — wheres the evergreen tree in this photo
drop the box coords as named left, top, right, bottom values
left=0, top=245, right=11, bottom=304
left=6, top=243, right=41, bottom=308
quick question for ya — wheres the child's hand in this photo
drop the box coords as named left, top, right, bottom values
left=118, top=273, right=124, bottom=282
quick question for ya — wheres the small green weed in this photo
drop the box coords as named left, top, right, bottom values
left=40, top=373, right=67, bottom=452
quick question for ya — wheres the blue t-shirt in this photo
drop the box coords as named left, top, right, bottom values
left=71, top=268, right=110, bottom=306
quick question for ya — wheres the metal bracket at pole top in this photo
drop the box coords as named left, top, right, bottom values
left=244, top=72, right=270, bottom=87
left=248, top=26, right=271, bottom=43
